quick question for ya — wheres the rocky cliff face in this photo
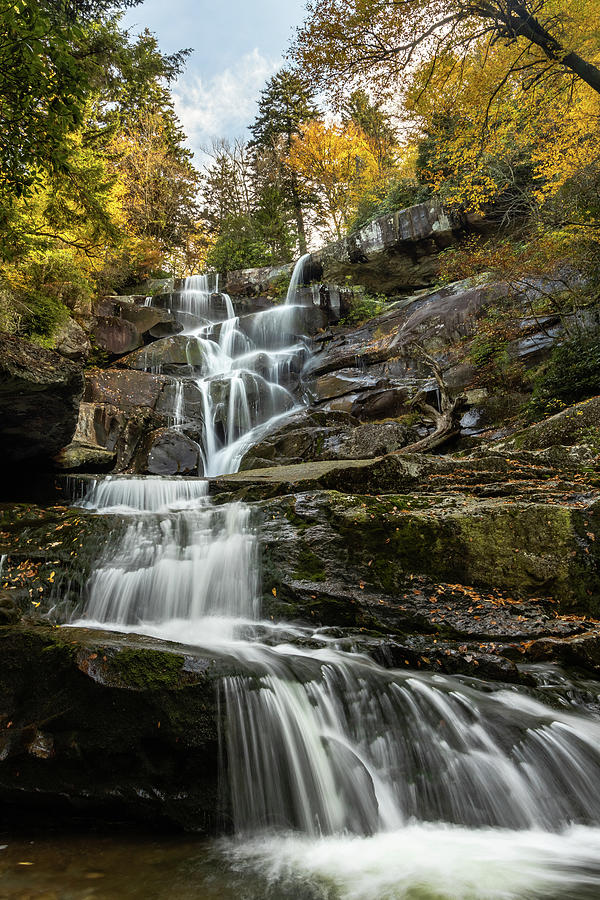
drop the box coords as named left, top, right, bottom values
left=0, top=334, right=84, bottom=467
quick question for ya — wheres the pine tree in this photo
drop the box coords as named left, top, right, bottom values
left=250, top=69, right=319, bottom=255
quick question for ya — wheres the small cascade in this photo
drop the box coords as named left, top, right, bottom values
left=286, top=252, right=311, bottom=304
left=77, top=474, right=209, bottom=512
left=224, top=652, right=600, bottom=837
left=139, top=268, right=312, bottom=475
left=174, top=273, right=234, bottom=321
left=74, top=476, right=259, bottom=639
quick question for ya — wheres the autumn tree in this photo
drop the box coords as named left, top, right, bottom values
left=0, top=1, right=200, bottom=335
left=342, top=90, right=399, bottom=179
left=287, top=121, right=379, bottom=239
left=293, top=0, right=600, bottom=98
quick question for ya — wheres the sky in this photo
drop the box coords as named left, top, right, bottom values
left=122, top=0, right=308, bottom=161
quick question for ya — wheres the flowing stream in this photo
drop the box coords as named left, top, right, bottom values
left=63, top=261, right=600, bottom=899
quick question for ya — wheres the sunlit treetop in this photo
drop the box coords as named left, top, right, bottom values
left=292, top=0, right=600, bottom=99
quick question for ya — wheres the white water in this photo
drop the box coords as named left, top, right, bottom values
left=137, top=267, right=312, bottom=475
left=66, top=256, right=600, bottom=898
left=285, top=252, right=311, bottom=304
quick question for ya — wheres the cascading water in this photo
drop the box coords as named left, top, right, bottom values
left=66, top=258, right=600, bottom=898
left=138, top=266, right=311, bottom=476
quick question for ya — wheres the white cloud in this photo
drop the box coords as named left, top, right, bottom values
left=173, top=49, right=280, bottom=160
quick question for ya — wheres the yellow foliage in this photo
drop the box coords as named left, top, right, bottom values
left=405, top=30, right=600, bottom=213
left=287, top=120, right=380, bottom=238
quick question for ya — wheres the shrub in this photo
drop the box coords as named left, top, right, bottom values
left=527, top=329, right=600, bottom=421
left=338, top=291, right=387, bottom=326
left=0, top=248, right=92, bottom=341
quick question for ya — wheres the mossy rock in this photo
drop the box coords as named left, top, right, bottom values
left=499, top=396, right=600, bottom=452
left=0, top=625, right=230, bottom=831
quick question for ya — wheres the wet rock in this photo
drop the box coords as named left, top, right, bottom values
left=92, top=316, right=143, bottom=356
left=149, top=320, right=184, bottom=339
left=84, top=368, right=169, bottom=410
left=240, top=415, right=417, bottom=469
left=55, top=442, right=116, bottom=472
left=0, top=625, right=227, bottom=830
left=211, top=305, right=328, bottom=349
left=371, top=638, right=524, bottom=684
left=206, top=371, right=296, bottom=435
left=225, top=262, right=294, bottom=298
left=117, top=335, right=207, bottom=373
left=141, top=428, right=200, bottom=476
left=0, top=334, right=84, bottom=466
left=63, top=401, right=169, bottom=472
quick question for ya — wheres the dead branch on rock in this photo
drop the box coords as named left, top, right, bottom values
left=398, top=346, right=466, bottom=454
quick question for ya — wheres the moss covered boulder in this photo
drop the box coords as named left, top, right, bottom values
left=0, top=625, right=231, bottom=831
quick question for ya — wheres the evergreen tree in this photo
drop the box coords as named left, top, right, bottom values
left=250, top=68, right=319, bottom=255
left=341, top=90, right=399, bottom=178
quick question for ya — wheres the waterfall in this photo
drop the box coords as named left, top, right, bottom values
left=286, top=253, right=311, bottom=304
left=64, top=257, right=600, bottom=897
left=73, top=469, right=600, bottom=844
left=74, top=476, right=259, bottom=640
left=138, top=272, right=307, bottom=475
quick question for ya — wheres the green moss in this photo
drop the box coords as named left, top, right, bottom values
left=294, top=546, right=327, bottom=582
left=111, top=647, right=184, bottom=691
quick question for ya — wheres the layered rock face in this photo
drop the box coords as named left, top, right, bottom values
left=0, top=334, right=84, bottom=466
left=313, top=201, right=488, bottom=292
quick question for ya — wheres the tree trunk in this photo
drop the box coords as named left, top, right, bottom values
left=396, top=348, right=465, bottom=454
left=500, top=2, right=600, bottom=95
left=290, top=174, right=308, bottom=256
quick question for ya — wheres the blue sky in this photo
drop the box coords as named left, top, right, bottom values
left=122, top=0, right=308, bottom=159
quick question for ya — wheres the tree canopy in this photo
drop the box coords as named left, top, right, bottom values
left=293, top=0, right=600, bottom=97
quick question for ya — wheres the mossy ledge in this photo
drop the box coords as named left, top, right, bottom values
left=0, top=625, right=238, bottom=832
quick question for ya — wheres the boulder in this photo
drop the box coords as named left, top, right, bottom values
left=255, top=487, right=600, bottom=625
left=142, top=428, right=200, bottom=476
left=55, top=442, right=116, bottom=471
left=240, top=413, right=417, bottom=469
left=117, top=335, right=207, bottom=373
left=64, top=401, right=169, bottom=472
left=50, top=317, right=91, bottom=361
left=0, top=333, right=83, bottom=465
left=225, top=262, right=294, bottom=298
left=149, top=320, right=185, bottom=339
left=95, top=298, right=181, bottom=338
left=496, top=396, right=600, bottom=452
left=0, top=625, right=226, bottom=830
left=84, top=368, right=169, bottom=410
left=92, top=316, right=143, bottom=356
